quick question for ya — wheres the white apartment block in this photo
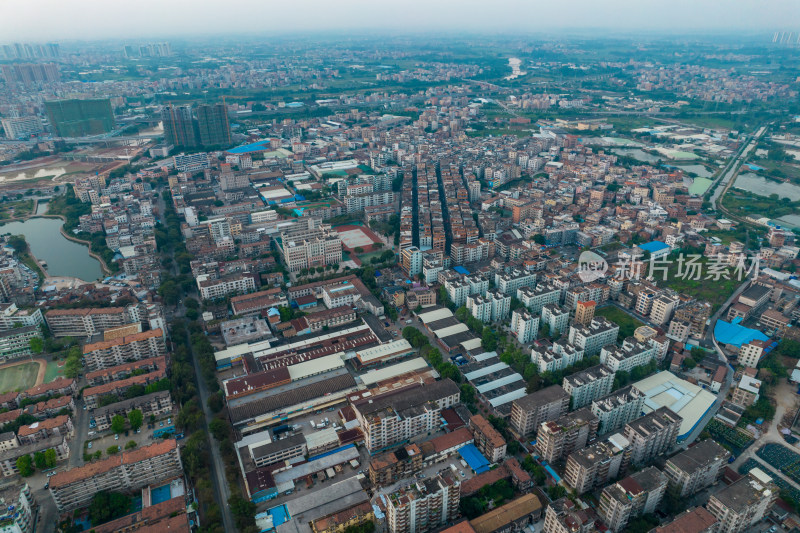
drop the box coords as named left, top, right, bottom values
left=706, top=470, right=777, bottom=533
left=354, top=380, right=460, bottom=452
left=278, top=224, right=343, bottom=273
left=568, top=317, right=620, bottom=357
left=82, top=328, right=167, bottom=372
left=495, top=269, right=537, bottom=295
left=467, top=289, right=510, bottom=323
left=530, top=340, right=584, bottom=374
left=591, top=385, right=646, bottom=436
left=197, top=273, right=256, bottom=301
left=664, top=439, right=730, bottom=497
left=541, top=304, right=570, bottom=336
left=511, top=308, right=539, bottom=344
left=0, top=304, right=44, bottom=330
left=738, top=340, right=766, bottom=368
left=49, top=439, right=182, bottom=511
left=563, top=364, right=615, bottom=409
left=649, top=294, right=678, bottom=325
left=599, top=339, right=656, bottom=373
left=517, top=284, right=560, bottom=315
left=623, top=407, right=682, bottom=466
left=445, top=274, right=488, bottom=307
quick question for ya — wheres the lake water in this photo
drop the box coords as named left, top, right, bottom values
left=734, top=172, right=800, bottom=201
left=674, top=164, right=713, bottom=178
left=612, top=148, right=662, bottom=164
left=0, top=217, right=103, bottom=281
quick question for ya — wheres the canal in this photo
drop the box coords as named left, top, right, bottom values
left=0, top=217, right=103, bottom=281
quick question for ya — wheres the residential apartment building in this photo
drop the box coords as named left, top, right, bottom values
left=706, top=470, right=777, bottom=533
left=530, top=340, right=584, bottom=374
left=0, top=304, right=43, bottom=330
left=650, top=295, right=678, bottom=325
left=664, top=439, right=730, bottom=497
left=541, top=304, right=569, bottom=336
left=568, top=317, right=620, bottom=357
left=562, top=364, right=614, bottom=409
left=0, top=483, right=37, bottom=533
left=495, top=269, right=536, bottom=295
left=401, top=247, right=423, bottom=278
left=467, top=289, right=511, bottom=323
left=564, top=433, right=630, bottom=495
left=591, top=385, right=645, bottom=436
left=45, top=307, right=127, bottom=338
left=278, top=223, right=343, bottom=273
left=385, top=470, right=460, bottom=533
left=17, top=415, right=73, bottom=445
left=369, top=443, right=424, bottom=487
left=509, top=385, right=570, bottom=437
left=353, top=380, right=460, bottom=452
left=49, top=439, right=182, bottom=511
left=469, top=414, right=506, bottom=463
left=81, top=328, right=166, bottom=372
left=623, top=407, right=682, bottom=466
left=197, top=272, right=256, bottom=300
left=510, top=309, right=539, bottom=344
left=542, top=497, right=596, bottom=533
left=534, top=407, right=598, bottom=463
left=0, top=326, right=41, bottom=360
left=731, top=376, right=762, bottom=407
left=599, top=339, right=656, bottom=373
left=598, top=467, right=667, bottom=532
left=738, top=340, right=767, bottom=369
left=573, top=300, right=596, bottom=326
left=517, top=284, right=560, bottom=316
left=651, top=507, right=718, bottom=533
left=445, top=274, right=489, bottom=308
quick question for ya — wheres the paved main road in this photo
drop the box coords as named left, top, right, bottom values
left=709, top=124, right=768, bottom=205
left=181, top=293, right=236, bottom=533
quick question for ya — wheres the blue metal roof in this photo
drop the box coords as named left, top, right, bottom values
left=458, top=443, right=491, bottom=474
left=639, top=241, right=670, bottom=253
left=453, top=266, right=470, bottom=275
left=227, top=140, right=271, bottom=154
left=714, top=318, right=769, bottom=348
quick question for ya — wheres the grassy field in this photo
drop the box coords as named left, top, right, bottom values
left=659, top=253, right=740, bottom=313
left=595, top=306, right=645, bottom=341
left=0, top=362, right=40, bottom=394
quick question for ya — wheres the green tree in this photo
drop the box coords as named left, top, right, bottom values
left=125, top=440, right=137, bottom=450
left=44, top=448, right=57, bottom=468
left=209, top=418, right=229, bottom=441
left=33, top=451, right=46, bottom=469
left=128, top=409, right=143, bottom=431
left=229, top=493, right=257, bottom=531
left=16, top=455, right=34, bottom=477
left=29, top=337, right=44, bottom=355
left=88, top=491, right=131, bottom=525
left=107, top=445, right=120, bottom=455
left=111, top=414, right=126, bottom=434
left=482, top=328, right=498, bottom=351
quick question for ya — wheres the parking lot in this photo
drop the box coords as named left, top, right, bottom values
left=84, top=412, right=174, bottom=461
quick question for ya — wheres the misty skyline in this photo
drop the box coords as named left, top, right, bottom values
left=2, top=0, right=800, bottom=42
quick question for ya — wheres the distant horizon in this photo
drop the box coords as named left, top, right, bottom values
left=2, top=0, right=799, bottom=42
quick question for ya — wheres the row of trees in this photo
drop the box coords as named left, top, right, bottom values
left=401, top=327, right=461, bottom=383
left=15, top=448, right=57, bottom=476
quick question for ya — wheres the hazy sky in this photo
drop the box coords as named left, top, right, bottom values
left=2, top=0, right=800, bottom=41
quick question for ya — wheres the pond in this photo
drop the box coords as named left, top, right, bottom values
left=0, top=217, right=103, bottom=281
left=611, top=148, right=662, bottom=164
left=734, top=172, right=800, bottom=201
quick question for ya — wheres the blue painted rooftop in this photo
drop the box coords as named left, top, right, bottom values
left=639, top=241, right=670, bottom=253
left=458, top=443, right=490, bottom=474
left=714, top=317, right=769, bottom=348
left=453, top=266, right=470, bottom=275
left=227, top=140, right=271, bottom=154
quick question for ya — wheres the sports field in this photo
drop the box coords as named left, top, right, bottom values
left=0, top=361, right=41, bottom=394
